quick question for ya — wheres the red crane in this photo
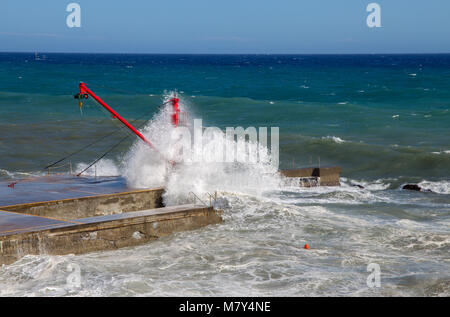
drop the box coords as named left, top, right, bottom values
left=7, top=83, right=180, bottom=188
left=77, top=82, right=155, bottom=148
left=75, top=82, right=179, bottom=167
left=76, top=82, right=181, bottom=149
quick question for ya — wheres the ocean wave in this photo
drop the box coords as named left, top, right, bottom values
left=431, top=150, right=450, bottom=155
left=321, top=136, right=346, bottom=144
left=417, top=180, right=450, bottom=195
left=0, top=169, right=38, bottom=180
left=0, top=176, right=448, bottom=297
left=75, top=159, right=120, bottom=177
left=341, top=177, right=391, bottom=191
left=277, top=177, right=393, bottom=206
left=278, top=176, right=450, bottom=209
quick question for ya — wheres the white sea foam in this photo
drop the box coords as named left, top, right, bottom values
left=0, top=169, right=16, bottom=178
left=1, top=172, right=449, bottom=296
left=322, top=136, right=346, bottom=144
left=121, top=92, right=282, bottom=205
left=75, top=159, right=120, bottom=177
left=418, top=180, right=450, bottom=195
left=0, top=169, right=38, bottom=179
left=342, top=177, right=391, bottom=191
left=431, top=150, right=450, bottom=155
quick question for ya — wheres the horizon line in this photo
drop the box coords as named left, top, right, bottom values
left=1, top=51, right=450, bottom=56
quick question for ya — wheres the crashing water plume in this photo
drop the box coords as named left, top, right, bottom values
left=121, top=92, right=282, bottom=206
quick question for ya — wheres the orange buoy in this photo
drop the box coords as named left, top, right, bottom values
left=304, top=243, right=309, bottom=249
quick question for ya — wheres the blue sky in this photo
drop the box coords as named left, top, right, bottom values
left=1, top=0, right=449, bottom=54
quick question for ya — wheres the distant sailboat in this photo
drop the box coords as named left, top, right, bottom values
left=34, top=52, right=47, bottom=61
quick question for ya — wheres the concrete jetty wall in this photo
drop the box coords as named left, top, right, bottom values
left=0, top=188, right=164, bottom=221
left=280, top=166, right=341, bottom=186
left=0, top=204, right=222, bottom=266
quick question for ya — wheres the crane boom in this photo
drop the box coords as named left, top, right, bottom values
left=76, top=82, right=156, bottom=149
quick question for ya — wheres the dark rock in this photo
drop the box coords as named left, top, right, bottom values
left=402, top=184, right=422, bottom=191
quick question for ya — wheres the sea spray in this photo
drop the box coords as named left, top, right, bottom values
left=417, top=180, right=450, bottom=195
left=122, top=92, right=282, bottom=205
left=122, top=92, right=181, bottom=189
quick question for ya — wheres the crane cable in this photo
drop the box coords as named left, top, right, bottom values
left=44, top=100, right=170, bottom=171
left=7, top=99, right=171, bottom=188
left=76, top=118, right=151, bottom=176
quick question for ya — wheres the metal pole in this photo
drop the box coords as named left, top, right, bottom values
left=171, top=95, right=180, bottom=126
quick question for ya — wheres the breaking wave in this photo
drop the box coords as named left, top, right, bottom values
left=75, top=159, right=120, bottom=177
left=321, top=135, right=346, bottom=143
left=121, top=92, right=282, bottom=205
left=418, top=180, right=450, bottom=195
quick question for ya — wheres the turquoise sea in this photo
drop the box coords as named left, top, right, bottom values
left=0, top=53, right=448, bottom=296
left=1, top=53, right=449, bottom=181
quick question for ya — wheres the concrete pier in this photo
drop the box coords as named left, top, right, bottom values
left=0, top=188, right=165, bottom=221
left=0, top=189, right=223, bottom=266
left=280, top=166, right=341, bottom=186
